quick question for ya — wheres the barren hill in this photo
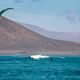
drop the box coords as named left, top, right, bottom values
left=0, top=17, right=80, bottom=55
left=20, top=23, right=80, bottom=42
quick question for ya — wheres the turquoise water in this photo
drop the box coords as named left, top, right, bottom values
left=0, top=55, right=80, bottom=80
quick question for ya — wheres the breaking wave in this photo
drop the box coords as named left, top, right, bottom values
left=30, top=55, right=50, bottom=59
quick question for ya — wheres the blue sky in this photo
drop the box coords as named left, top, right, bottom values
left=0, top=0, right=80, bottom=32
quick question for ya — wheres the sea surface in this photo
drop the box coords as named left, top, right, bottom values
left=0, top=55, right=80, bottom=80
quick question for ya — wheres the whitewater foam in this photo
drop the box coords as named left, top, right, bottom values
left=31, top=55, right=50, bottom=59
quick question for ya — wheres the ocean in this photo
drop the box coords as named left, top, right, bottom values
left=0, top=55, right=80, bottom=80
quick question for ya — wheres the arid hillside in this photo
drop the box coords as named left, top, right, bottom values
left=20, top=23, right=80, bottom=42
left=0, top=17, right=80, bottom=55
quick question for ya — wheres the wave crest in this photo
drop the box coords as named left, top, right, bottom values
left=30, top=55, right=50, bottom=59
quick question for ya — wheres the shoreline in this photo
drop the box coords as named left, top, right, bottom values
left=0, top=50, right=80, bottom=56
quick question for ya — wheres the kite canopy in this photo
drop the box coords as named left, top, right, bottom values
left=0, top=8, right=14, bottom=16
